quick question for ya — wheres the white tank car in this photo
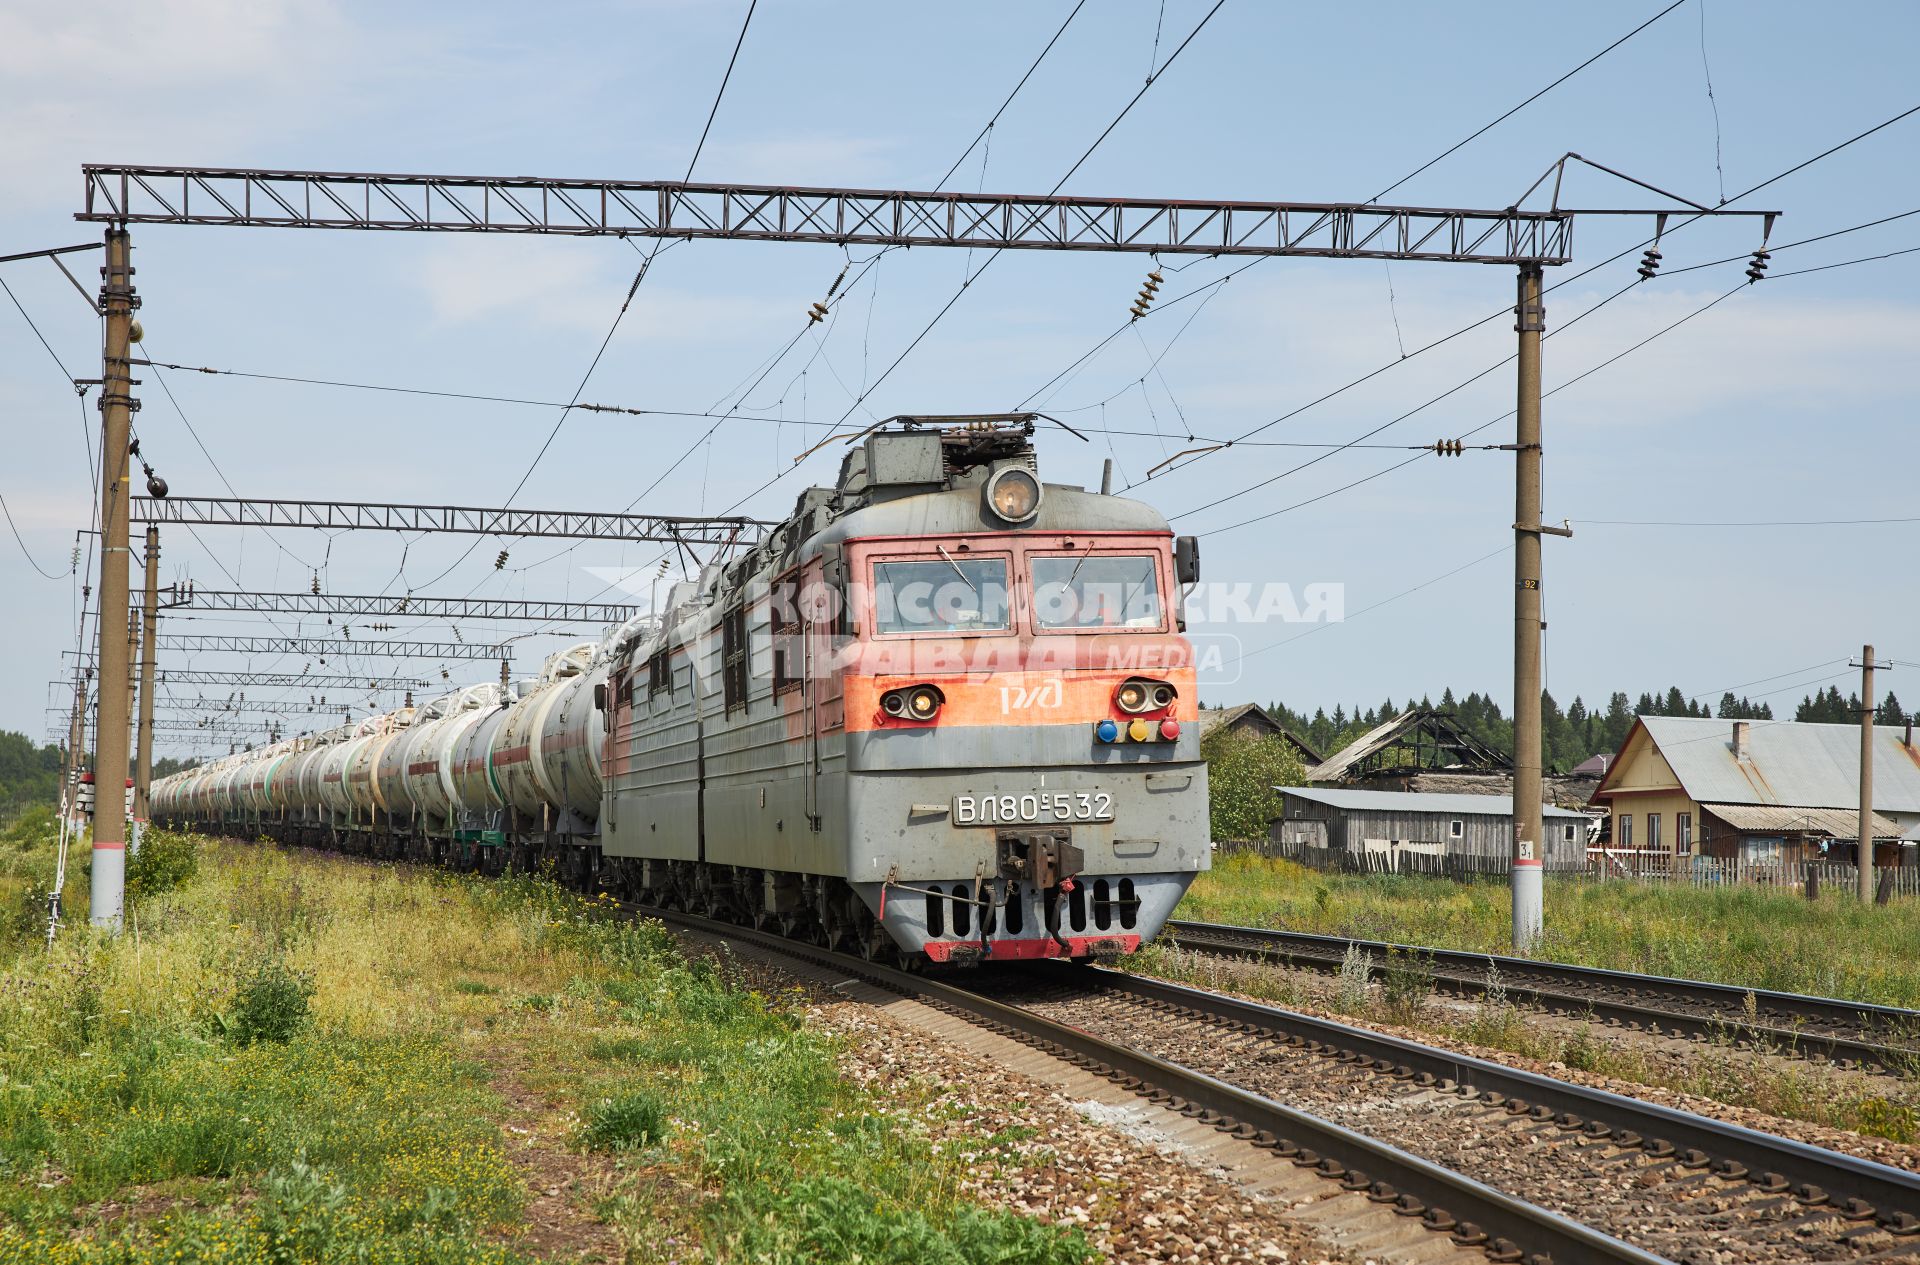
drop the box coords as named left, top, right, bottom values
left=490, top=644, right=600, bottom=830
left=318, top=723, right=381, bottom=819
left=402, top=684, right=510, bottom=832
left=448, top=701, right=512, bottom=827
left=372, top=708, right=422, bottom=825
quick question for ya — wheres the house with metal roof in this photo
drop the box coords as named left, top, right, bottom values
left=1272, top=786, right=1590, bottom=870
left=1590, top=717, right=1920, bottom=865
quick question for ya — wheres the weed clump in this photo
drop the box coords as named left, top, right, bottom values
left=1336, top=942, right=1373, bottom=1013
left=581, top=1090, right=670, bottom=1152
left=728, top=1174, right=1093, bottom=1265
left=224, top=957, right=315, bottom=1046
left=126, top=826, right=198, bottom=896
left=1381, top=946, right=1434, bottom=1020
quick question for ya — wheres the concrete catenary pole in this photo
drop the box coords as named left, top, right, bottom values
left=1511, top=264, right=1546, bottom=951
left=1859, top=643, right=1875, bottom=903
left=132, top=525, right=160, bottom=850
left=90, top=226, right=138, bottom=929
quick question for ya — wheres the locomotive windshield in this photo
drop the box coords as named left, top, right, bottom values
left=872, top=557, right=1011, bottom=634
left=1030, top=554, right=1163, bottom=630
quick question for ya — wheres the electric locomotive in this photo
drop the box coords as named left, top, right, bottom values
left=152, top=416, right=1212, bottom=965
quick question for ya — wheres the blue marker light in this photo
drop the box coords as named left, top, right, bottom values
left=1095, top=719, right=1120, bottom=743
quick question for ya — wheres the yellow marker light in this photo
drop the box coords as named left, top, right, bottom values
left=1127, top=718, right=1151, bottom=743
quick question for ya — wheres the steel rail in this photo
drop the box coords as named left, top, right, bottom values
left=1083, top=964, right=1920, bottom=1233
left=633, top=903, right=1667, bottom=1265
left=1165, top=920, right=1920, bottom=1071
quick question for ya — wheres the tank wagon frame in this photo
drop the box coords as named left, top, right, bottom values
left=154, top=418, right=1212, bottom=965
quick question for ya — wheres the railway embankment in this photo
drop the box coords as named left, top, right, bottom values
left=0, top=835, right=1356, bottom=1263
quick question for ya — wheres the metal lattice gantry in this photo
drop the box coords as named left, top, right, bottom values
left=130, top=496, right=770, bottom=545
left=149, top=669, right=430, bottom=689
left=142, top=588, right=641, bottom=625
left=80, top=164, right=1577, bottom=264
left=60, top=652, right=432, bottom=690
left=146, top=634, right=510, bottom=660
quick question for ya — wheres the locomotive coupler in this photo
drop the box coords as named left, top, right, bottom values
left=995, top=830, right=1084, bottom=889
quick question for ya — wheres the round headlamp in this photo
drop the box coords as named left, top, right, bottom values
left=984, top=466, right=1042, bottom=523
left=1116, top=681, right=1149, bottom=713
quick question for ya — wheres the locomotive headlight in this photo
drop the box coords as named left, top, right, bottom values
left=984, top=467, right=1042, bottom=523
left=881, top=684, right=944, bottom=721
left=1116, top=677, right=1175, bottom=715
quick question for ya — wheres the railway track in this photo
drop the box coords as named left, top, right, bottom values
left=1167, top=920, right=1920, bottom=1073
left=630, top=901, right=1920, bottom=1264
left=998, top=964, right=1920, bottom=1263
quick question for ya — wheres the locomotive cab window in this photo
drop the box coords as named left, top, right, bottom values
left=871, top=556, right=1011, bottom=635
left=1030, top=554, right=1163, bottom=631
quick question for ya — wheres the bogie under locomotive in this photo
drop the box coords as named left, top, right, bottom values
left=153, top=417, right=1211, bottom=964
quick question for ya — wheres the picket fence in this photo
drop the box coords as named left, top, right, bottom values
left=1238, top=835, right=1920, bottom=898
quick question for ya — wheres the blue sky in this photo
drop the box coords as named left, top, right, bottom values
left=3, top=0, right=1916, bottom=753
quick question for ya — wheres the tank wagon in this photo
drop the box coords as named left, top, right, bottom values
left=154, top=417, right=1211, bottom=964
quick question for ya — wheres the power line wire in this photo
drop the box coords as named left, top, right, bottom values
left=1159, top=106, right=1920, bottom=528
left=1136, top=101, right=1920, bottom=500
left=413, top=0, right=759, bottom=593
left=1371, top=0, right=1686, bottom=203
left=484, top=0, right=1161, bottom=602
left=812, top=0, right=1231, bottom=438
left=1220, top=542, right=1514, bottom=668
left=1020, top=1, right=1689, bottom=423
left=1, top=488, right=67, bottom=579
left=1583, top=514, right=1920, bottom=527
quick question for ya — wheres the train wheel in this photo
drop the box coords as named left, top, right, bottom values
left=857, top=926, right=896, bottom=965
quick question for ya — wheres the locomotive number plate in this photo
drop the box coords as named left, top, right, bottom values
left=952, top=791, right=1114, bottom=826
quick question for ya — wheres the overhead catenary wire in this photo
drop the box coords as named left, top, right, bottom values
left=1217, top=542, right=1516, bottom=669
left=411, top=0, right=759, bottom=595
left=1, top=489, right=67, bottom=579
left=1156, top=105, right=1920, bottom=535
left=692, top=0, right=1233, bottom=531
left=477, top=0, right=1145, bottom=605
left=1018, top=0, right=1691, bottom=425
left=3, top=273, right=98, bottom=492
left=1127, top=101, right=1920, bottom=503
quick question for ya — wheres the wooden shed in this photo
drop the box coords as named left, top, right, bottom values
left=1272, top=786, right=1589, bottom=870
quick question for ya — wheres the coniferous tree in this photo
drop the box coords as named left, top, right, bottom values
left=1603, top=692, right=1634, bottom=751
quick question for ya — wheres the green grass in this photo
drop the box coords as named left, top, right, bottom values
left=1180, top=850, right=1920, bottom=1008
left=0, top=839, right=1092, bottom=1265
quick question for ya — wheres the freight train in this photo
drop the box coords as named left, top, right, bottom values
left=153, top=417, right=1211, bottom=964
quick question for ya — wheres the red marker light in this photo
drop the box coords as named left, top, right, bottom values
left=1159, top=719, right=1181, bottom=741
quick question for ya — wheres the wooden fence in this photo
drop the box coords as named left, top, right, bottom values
left=1584, top=850, right=1920, bottom=897
left=1238, top=836, right=1920, bottom=898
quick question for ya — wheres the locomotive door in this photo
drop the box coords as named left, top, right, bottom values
left=803, top=594, right=819, bottom=832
